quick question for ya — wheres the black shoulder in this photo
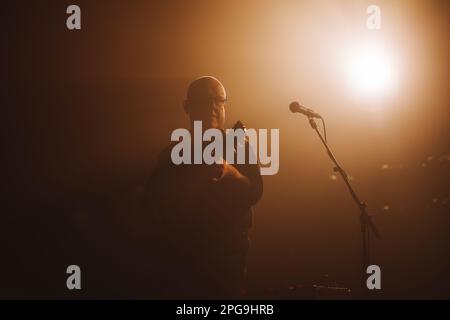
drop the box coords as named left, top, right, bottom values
left=154, top=141, right=180, bottom=170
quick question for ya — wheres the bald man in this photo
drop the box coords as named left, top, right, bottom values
left=143, top=76, right=263, bottom=299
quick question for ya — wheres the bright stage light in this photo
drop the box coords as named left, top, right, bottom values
left=345, top=43, right=398, bottom=99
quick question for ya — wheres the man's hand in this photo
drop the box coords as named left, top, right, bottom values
left=212, top=160, right=244, bottom=182
left=209, top=160, right=256, bottom=208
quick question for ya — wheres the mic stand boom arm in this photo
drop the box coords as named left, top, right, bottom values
left=307, top=117, right=380, bottom=296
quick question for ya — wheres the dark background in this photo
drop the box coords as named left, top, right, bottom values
left=1, top=0, right=449, bottom=298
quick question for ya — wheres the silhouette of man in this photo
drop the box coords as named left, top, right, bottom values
left=143, top=76, right=263, bottom=298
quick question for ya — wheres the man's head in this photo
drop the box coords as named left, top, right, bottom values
left=184, top=76, right=226, bottom=130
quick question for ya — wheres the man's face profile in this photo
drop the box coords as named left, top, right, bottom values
left=184, top=76, right=226, bottom=130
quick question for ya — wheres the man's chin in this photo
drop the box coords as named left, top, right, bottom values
left=205, top=122, right=222, bottom=130
left=190, top=119, right=224, bottom=130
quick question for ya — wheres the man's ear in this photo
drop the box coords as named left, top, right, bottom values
left=183, top=100, right=190, bottom=114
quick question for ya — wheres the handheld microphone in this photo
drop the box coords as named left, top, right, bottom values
left=289, top=101, right=322, bottom=118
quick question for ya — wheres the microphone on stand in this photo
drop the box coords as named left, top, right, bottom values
left=289, top=101, right=322, bottom=118
left=289, top=99, right=380, bottom=293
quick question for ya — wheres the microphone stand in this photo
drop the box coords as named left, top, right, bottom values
left=307, top=117, right=380, bottom=298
